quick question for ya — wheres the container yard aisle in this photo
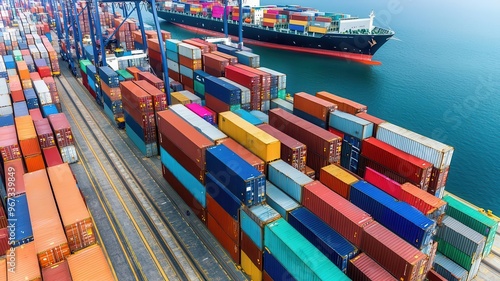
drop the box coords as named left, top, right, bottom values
left=476, top=230, right=500, bottom=280
left=57, top=63, right=245, bottom=280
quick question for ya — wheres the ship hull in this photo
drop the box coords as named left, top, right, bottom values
left=157, top=10, right=394, bottom=64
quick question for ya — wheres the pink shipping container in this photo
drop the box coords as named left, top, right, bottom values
left=3, top=158, right=26, bottom=196
left=347, top=253, right=397, bottom=281
left=0, top=125, right=22, bottom=162
left=185, top=103, right=216, bottom=125
left=48, top=113, right=75, bottom=148
left=364, top=167, right=403, bottom=199
left=361, top=222, right=427, bottom=281
left=29, top=108, right=43, bottom=121
left=302, top=180, right=373, bottom=248
left=34, top=118, right=56, bottom=148
left=41, top=260, right=72, bottom=281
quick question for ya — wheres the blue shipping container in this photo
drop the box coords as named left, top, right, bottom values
left=350, top=181, right=435, bottom=249
left=41, top=104, right=59, bottom=117
left=249, top=110, right=269, bottom=124
left=3, top=55, right=15, bottom=69
left=263, top=250, right=297, bottom=281
left=340, top=133, right=362, bottom=173
left=23, top=89, right=39, bottom=110
left=204, top=76, right=241, bottom=105
left=329, top=110, right=373, bottom=140
left=166, top=50, right=178, bottom=63
left=160, top=146, right=206, bottom=207
left=98, top=66, right=120, bottom=88
left=0, top=114, right=14, bottom=127
left=194, top=70, right=211, bottom=84
left=265, top=181, right=300, bottom=220
left=288, top=207, right=359, bottom=272
left=233, top=109, right=263, bottom=126
left=216, top=44, right=239, bottom=55
left=289, top=24, right=306, bottom=32
left=205, top=172, right=242, bottom=220
left=6, top=194, right=34, bottom=247
left=240, top=204, right=281, bottom=250
left=125, top=123, right=158, bottom=157
left=166, top=39, right=181, bottom=52
left=206, top=145, right=265, bottom=206
left=102, top=93, right=123, bottom=114
left=179, top=65, right=194, bottom=79
left=293, top=108, right=327, bottom=129
left=268, top=160, right=313, bottom=203
left=13, top=101, right=29, bottom=117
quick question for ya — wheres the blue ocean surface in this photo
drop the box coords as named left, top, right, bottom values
left=139, top=0, right=500, bottom=214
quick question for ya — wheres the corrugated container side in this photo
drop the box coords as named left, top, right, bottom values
left=6, top=194, right=33, bottom=246
left=24, top=169, right=70, bottom=267
left=0, top=125, right=22, bottom=162
left=364, top=166, right=403, bottom=199
left=240, top=204, right=281, bottom=250
left=169, top=104, right=227, bottom=143
left=241, top=230, right=263, bottom=271
left=264, top=218, right=350, bottom=281
left=329, top=110, right=373, bottom=140
left=432, top=253, right=468, bottom=281
left=7, top=242, right=41, bottom=281
left=207, top=213, right=240, bottom=264
left=67, top=244, right=114, bottom=281
left=263, top=249, right=297, bottom=281
left=265, top=180, right=300, bottom=220
left=426, top=269, right=450, bottom=281
left=15, top=115, right=41, bottom=157
left=347, top=253, right=397, bottom=281
left=42, top=146, right=64, bottom=167
left=316, top=91, right=367, bottom=114
left=34, top=118, right=55, bottom=148
left=268, top=160, right=313, bottom=203
left=217, top=138, right=265, bottom=173
left=376, top=122, right=454, bottom=169
left=361, top=222, right=427, bottom=281
left=437, top=216, right=485, bottom=260
left=293, top=92, right=336, bottom=121
left=160, top=132, right=205, bottom=183
left=400, top=182, right=447, bottom=220
left=206, top=193, right=239, bottom=243
left=24, top=153, right=46, bottom=173
left=41, top=260, right=72, bottom=281
left=355, top=112, right=385, bottom=136
left=47, top=113, right=74, bottom=148
left=289, top=207, right=359, bottom=272
left=302, top=181, right=373, bottom=248
left=319, top=164, right=360, bottom=199
left=205, top=172, right=242, bottom=220
left=241, top=250, right=262, bottom=281
left=4, top=158, right=26, bottom=196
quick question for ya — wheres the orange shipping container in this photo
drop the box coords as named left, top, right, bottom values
left=100, top=80, right=121, bottom=100
left=25, top=153, right=46, bottom=172
left=293, top=92, right=337, bottom=121
left=16, top=61, right=30, bottom=81
left=126, top=66, right=141, bottom=80
left=316, top=91, right=368, bottom=115
left=24, top=170, right=70, bottom=268
left=0, top=258, right=5, bottom=281
left=15, top=115, right=42, bottom=157
left=67, top=244, right=115, bottom=281
left=147, top=38, right=161, bottom=52
left=7, top=242, right=42, bottom=281
left=47, top=163, right=96, bottom=252
left=320, top=164, right=361, bottom=199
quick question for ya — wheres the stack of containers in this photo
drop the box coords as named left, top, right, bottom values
left=202, top=52, right=229, bottom=77
left=316, top=91, right=367, bottom=114
left=360, top=137, right=433, bottom=190
left=15, top=115, right=45, bottom=171
left=33, top=117, right=62, bottom=167
left=42, top=76, right=61, bottom=111
left=178, top=42, right=203, bottom=92
left=166, top=39, right=181, bottom=82
left=375, top=122, right=454, bottom=197
left=0, top=78, right=12, bottom=116
left=328, top=110, right=374, bottom=174
left=23, top=88, right=39, bottom=110
left=171, top=90, right=202, bottom=105
left=47, top=163, right=96, bottom=252
left=48, top=113, right=78, bottom=163
left=293, top=92, right=337, bottom=129
left=319, top=164, right=361, bottom=199
left=258, top=123, right=307, bottom=173
left=218, top=77, right=251, bottom=110
left=218, top=111, right=280, bottom=166
left=157, top=110, right=213, bottom=222
left=432, top=253, right=469, bottom=281
left=348, top=253, right=397, bottom=280
left=137, top=71, right=165, bottom=92
left=269, top=108, right=342, bottom=175
left=204, top=76, right=241, bottom=114
left=257, top=67, right=286, bottom=100
left=399, top=182, right=447, bottom=223
left=147, top=37, right=164, bottom=75
left=114, top=18, right=137, bottom=51
left=264, top=180, right=300, bottom=221
left=267, top=160, right=313, bottom=203
left=24, top=169, right=71, bottom=268
left=225, top=64, right=260, bottom=110
left=234, top=64, right=271, bottom=112
left=41, top=37, right=59, bottom=75
left=288, top=13, right=308, bottom=32
left=33, top=79, right=57, bottom=117
left=120, top=81, right=157, bottom=157
left=193, top=70, right=210, bottom=99
left=133, top=80, right=168, bottom=115
left=99, top=66, right=123, bottom=123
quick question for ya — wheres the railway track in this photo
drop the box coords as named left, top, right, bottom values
left=56, top=65, right=246, bottom=281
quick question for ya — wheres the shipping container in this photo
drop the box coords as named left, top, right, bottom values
left=34, top=118, right=55, bottom=148
left=0, top=258, right=5, bottom=281
left=363, top=166, right=404, bottom=199
left=319, top=164, right=360, bottom=199
left=432, top=253, right=469, bottom=281
left=235, top=51, right=260, bottom=68
left=3, top=158, right=26, bottom=196
left=376, top=122, right=454, bottom=169
left=206, top=193, right=239, bottom=243
left=219, top=111, right=280, bottom=163
left=178, top=42, right=202, bottom=60
left=6, top=194, right=33, bottom=246
left=13, top=101, right=29, bottom=117
left=268, top=160, right=313, bottom=203
left=0, top=114, right=14, bottom=127
left=206, top=145, right=265, bottom=206
left=98, top=66, right=120, bottom=88
left=7, top=242, right=41, bottom=281
left=437, top=215, right=485, bottom=261
left=361, top=137, right=433, bottom=189
left=207, top=213, right=240, bottom=264
left=316, top=91, right=367, bottom=114
left=137, top=71, right=165, bottom=92
left=24, top=89, right=39, bottom=109
left=66, top=244, right=115, bottom=281
left=47, top=163, right=96, bottom=252
left=400, top=182, right=447, bottom=221
left=265, top=180, right=300, bottom=220
left=250, top=110, right=269, bottom=124
left=329, top=110, right=373, bottom=140
left=443, top=194, right=498, bottom=257
left=350, top=181, right=435, bottom=249
left=15, top=115, right=41, bottom=157
left=263, top=249, right=296, bottom=281
left=42, top=146, right=64, bottom=167
left=48, top=113, right=74, bottom=148
left=264, top=218, right=350, bottom=281
left=170, top=104, right=227, bottom=143
left=204, top=76, right=242, bottom=105
left=41, top=104, right=59, bottom=117
left=241, top=249, right=262, bottom=281
left=217, top=138, right=265, bottom=173
left=293, top=92, right=336, bottom=121
left=426, top=269, right=448, bottom=281
left=133, top=80, right=168, bottom=112
left=347, top=253, right=397, bottom=281
left=24, top=169, right=70, bottom=268
left=302, top=180, right=373, bottom=248
left=233, top=109, right=264, bottom=126
left=240, top=204, right=281, bottom=250
left=361, top=222, right=427, bottom=281
left=185, top=103, right=216, bottom=125
left=241, top=230, right=263, bottom=272
left=289, top=207, right=359, bottom=272
left=59, top=145, right=78, bottom=164
left=211, top=51, right=238, bottom=65
left=32, top=79, right=52, bottom=105
left=41, top=260, right=72, bottom=281
left=126, top=122, right=158, bottom=157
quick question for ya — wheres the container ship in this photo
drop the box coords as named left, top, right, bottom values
left=1, top=1, right=499, bottom=280
left=153, top=0, right=395, bottom=64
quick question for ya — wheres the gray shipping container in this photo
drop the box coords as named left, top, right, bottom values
left=169, top=104, right=227, bottom=143
left=270, top=98, right=293, bottom=113
left=268, top=160, right=313, bottom=203
left=433, top=253, right=468, bottom=281
left=436, top=216, right=485, bottom=261
left=265, top=181, right=300, bottom=220
left=329, top=110, right=373, bottom=140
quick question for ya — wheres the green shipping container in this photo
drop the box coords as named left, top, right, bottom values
left=264, top=218, right=350, bottom=281
left=436, top=238, right=475, bottom=271
left=194, top=80, right=205, bottom=97
left=278, top=89, right=287, bottom=100
left=79, top=59, right=93, bottom=74
left=443, top=195, right=499, bottom=257
left=116, top=69, right=134, bottom=80
left=13, top=50, right=23, bottom=61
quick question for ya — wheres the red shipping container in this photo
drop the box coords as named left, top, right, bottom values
left=120, top=81, right=154, bottom=113
left=3, top=158, right=26, bottom=196
left=147, top=38, right=161, bottom=52
left=38, top=66, right=52, bottom=78
left=41, top=260, right=72, bottom=281
left=126, top=67, right=142, bottom=81
left=316, top=91, right=367, bottom=115
left=218, top=138, right=265, bottom=174
left=203, top=53, right=229, bottom=72
left=258, top=123, right=307, bottom=172
left=25, top=153, right=46, bottom=172
left=34, top=118, right=56, bottom=148
left=0, top=229, right=10, bottom=261
left=42, top=146, right=64, bottom=167
left=355, top=112, right=385, bottom=136
left=180, top=74, right=194, bottom=89
left=207, top=213, right=240, bottom=264
left=179, top=55, right=202, bottom=70
left=48, top=113, right=75, bottom=148
left=148, top=49, right=162, bottom=62
left=100, top=81, right=121, bottom=100
left=0, top=125, right=22, bottom=162
left=302, top=180, right=373, bottom=248
left=361, top=137, right=433, bottom=189
left=211, top=51, right=238, bottom=65
left=204, top=92, right=230, bottom=115
left=225, top=65, right=260, bottom=89
left=182, top=39, right=210, bottom=54
left=347, top=253, right=397, bottom=281
left=162, top=164, right=207, bottom=223
left=425, top=241, right=438, bottom=276
left=29, top=108, right=43, bottom=121
left=134, top=80, right=168, bottom=111
left=137, top=72, right=165, bottom=92
left=235, top=64, right=271, bottom=99
left=400, top=183, right=447, bottom=220
left=207, top=194, right=239, bottom=243
left=293, top=92, right=337, bottom=121
left=428, top=166, right=450, bottom=193
left=168, top=69, right=181, bottom=82
left=361, top=222, right=427, bottom=281
left=358, top=155, right=411, bottom=185
left=364, top=167, right=403, bottom=199
left=240, top=230, right=263, bottom=271
left=190, top=38, right=217, bottom=52
left=30, top=72, right=42, bottom=81
left=160, top=132, right=205, bottom=184
left=426, top=269, right=447, bottom=281
left=305, top=165, right=315, bottom=179
left=269, top=108, right=342, bottom=164
left=157, top=110, right=213, bottom=169
left=10, top=80, right=25, bottom=102
left=15, top=116, right=41, bottom=157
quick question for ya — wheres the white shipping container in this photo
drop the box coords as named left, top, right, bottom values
left=0, top=78, right=8, bottom=95
left=0, top=105, right=13, bottom=115
left=60, top=145, right=79, bottom=163
left=33, top=80, right=53, bottom=105
left=257, top=67, right=287, bottom=90
left=169, top=104, right=227, bottom=143
left=179, top=65, right=193, bottom=79
left=219, top=77, right=251, bottom=104
left=376, top=122, right=454, bottom=169
left=167, top=59, right=179, bottom=73
left=7, top=69, right=17, bottom=76
left=178, top=43, right=202, bottom=60
left=0, top=94, right=12, bottom=107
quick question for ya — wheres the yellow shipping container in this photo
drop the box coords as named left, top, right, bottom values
left=320, top=164, right=360, bottom=199
left=289, top=19, right=308, bottom=26
left=308, top=26, right=328, bottom=34
left=263, top=18, right=277, bottom=23
left=241, top=250, right=262, bottom=281
left=171, top=92, right=191, bottom=105
left=218, top=111, right=280, bottom=162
